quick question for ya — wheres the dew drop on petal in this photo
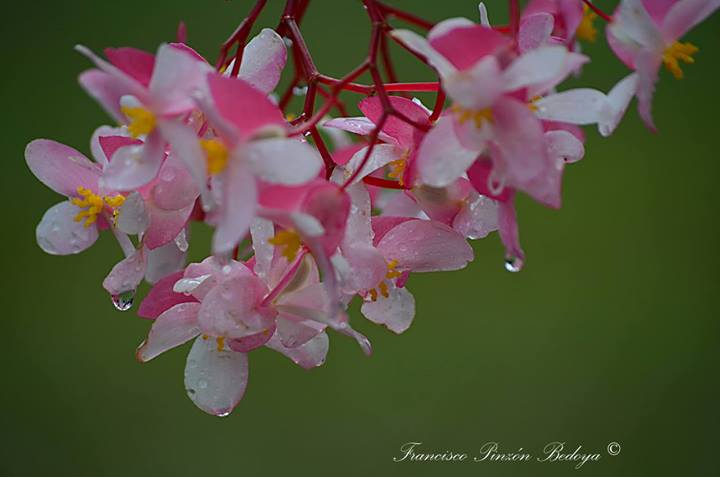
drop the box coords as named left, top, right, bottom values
left=111, top=289, right=135, bottom=311
left=504, top=256, right=524, bottom=273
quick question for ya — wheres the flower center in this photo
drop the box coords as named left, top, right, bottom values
left=387, top=152, right=408, bottom=185
left=200, top=138, right=230, bottom=175
left=576, top=5, right=598, bottom=43
left=452, top=105, right=493, bottom=129
left=202, top=334, right=226, bottom=352
left=367, top=259, right=402, bottom=301
left=268, top=229, right=302, bottom=261
left=70, top=186, right=125, bottom=227
left=663, top=41, right=699, bottom=79
left=121, top=106, right=156, bottom=138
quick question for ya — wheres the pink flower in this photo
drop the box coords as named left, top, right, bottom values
left=607, top=0, right=720, bottom=130
left=187, top=72, right=322, bottom=255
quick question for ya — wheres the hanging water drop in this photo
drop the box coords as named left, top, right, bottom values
left=111, top=289, right=135, bottom=311
left=504, top=256, right=524, bottom=273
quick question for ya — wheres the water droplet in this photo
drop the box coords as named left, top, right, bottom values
left=197, top=378, right=209, bottom=390
left=111, top=290, right=135, bottom=311
left=293, top=85, right=308, bottom=96
left=216, top=410, right=231, bottom=417
left=221, top=265, right=232, bottom=275
left=174, top=229, right=189, bottom=252
left=160, top=167, right=176, bottom=182
left=504, top=256, right=524, bottom=273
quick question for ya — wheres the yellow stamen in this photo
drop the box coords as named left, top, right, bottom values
left=200, top=138, right=230, bottom=175
left=576, top=5, right=598, bottom=43
left=385, top=259, right=401, bottom=279
left=527, top=95, right=543, bottom=112
left=69, top=186, right=125, bottom=228
left=368, top=288, right=378, bottom=301
left=452, top=104, right=493, bottom=129
left=121, top=106, right=156, bottom=138
left=663, top=41, right=699, bottom=80
left=367, top=260, right=402, bottom=302
left=268, top=229, right=302, bottom=261
left=216, top=336, right=225, bottom=352
left=378, top=281, right=389, bottom=299
left=387, top=159, right=407, bottom=185
left=285, top=112, right=297, bottom=122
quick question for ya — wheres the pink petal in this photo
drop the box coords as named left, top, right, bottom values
left=213, top=161, right=257, bottom=255
left=498, top=199, right=525, bottom=271
left=136, top=302, right=201, bottom=362
left=452, top=191, right=499, bottom=239
left=197, top=276, right=271, bottom=339
left=98, top=135, right=143, bottom=163
left=429, top=24, right=511, bottom=70
left=148, top=44, right=213, bottom=115
left=90, top=126, right=126, bottom=166
left=377, top=219, right=473, bottom=272
left=116, top=191, right=149, bottom=235
left=359, top=96, right=430, bottom=148
left=371, top=216, right=414, bottom=245
left=144, top=202, right=193, bottom=249
left=74, top=45, right=148, bottom=103
left=206, top=73, right=285, bottom=139
left=519, top=13, right=555, bottom=51
left=635, top=49, right=661, bottom=131
left=144, top=239, right=187, bottom=284
left=322, top=116, right=379, bottom=137
left=662, top=0, right=720, bottom=40
left=275, top=316, right=325, bottom=349
left=184, top=336, right=249, bottom=416
left=227, top=322, right=275, bottom=352
left=245, top=137, right=322, bottom=185
left=36, top=201, right=99, bottom=255
left=361, top=284, right=415, bottom=334
left=100, top=131, right=165, bottom=191
left=444, top=56, right=504, bottom=110
left=266, top=331, right=329, bottom=369
left=26, top=139, right=101, bottom=196
left=102, top=248, right=146, bottom=295
left=138, top=271, right=197, bottom=319
left=149, top=152, right=200, bottom=210
left=466, top=158, right=514, bottom=203
left=389, top=30, right=455, bottom=78
left=157, top=121, right=210, bottom=210
left=416, top=115, right=478, bottom=187
left=105, top=47, right=155, bottom=87
left=78, top=69, right=126, bottom=123
left=342, top=144, right=403, bottom=184
left=236, top=28, right=287, bottom=94
left=608, top=0, right=664, bottom=54
left=301, top=183, right=350, bottom=256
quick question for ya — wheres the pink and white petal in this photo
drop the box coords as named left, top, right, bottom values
left=26, top=139, right=101, bottom=196
left=377, top=219, right=473, bottom=272
left=116, top=192, right=149, bottom=235
left=323, top=116, right=379, bottom=137
left=608, top=0, right=664, bottom=52
left=157, top=121, right=209, bottom=209
left=559, top=0, right=585, bottom=36
left=236, top=28, right=287, bottom=94
left=478, top=3, right=490, bottom=26
left=416, top=115, right=478, bottom=188
left=427, top=17, right=476, bottom=41
left=245, top=137, right=322, bottom=185
left=535, top=88, right=610, bottom=125
left=250, top=218, right=275, bottom=280
left=198, top=276, right=270, bottom=339
left=266, top=331, right=329, bottom=369
left=361, top=284, right=415, bottom=334
left=184, top=336, right=249, bottom=416
left=429, top=24, right=511, bottom=70
left=599, top=73, right=639, bottom=137
left=452, top=192, right=499, bottom=239
left=338, top=245, right=388, bottom=294
left=100, top=131, right=165, bottom=191
left=275, top=316, right=325, bottom=348
left=502, top=46, right=570, bottom=92
left=519, top=13, right=555, bottom=51
left=150, top=152, right=200, bottom=211
left=662, top=0, right=720, bottom=40
left=526, top=51, right=589, bottom=97
left=389, top=29, right=456, bottom=78
left=78, top=70, right=126, bottom=123
left=206, top=73, right=286, bottom=139
left=36, top=201, right=99, bottom=255
left=138, top=271, right=197, bottom=319
left=90, top=125, right=126, bottom=166
left=104, top=47, right=155, bottom=87
left=213, top=161, right=257, bottom=255
left=74, top=45, right=148, bottom=102
left=544, top=129, right=585, bottom=164
left=378, top=190, right=424, bottom=217
left=136, top=302, right=201, bottom=362
left=342, top=144, right=404, bottom=184
left=144, top=239, right=187, bottom=284
left=144, top=203, right=193, bottom=250
left=149, top=43, right=213, bottom=115
left=102, top=248, right=146, bottom=295
left=227, top=324, right=275, bottom=352
left=444, top=55, right=504, bottom=110
left=634, top=50, right=662, bottom=131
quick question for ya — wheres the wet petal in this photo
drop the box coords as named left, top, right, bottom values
left=236, top=28, right=287, bottom=94
left=102, top=248, right=146, bottom=295
left=416, top=115, right=478, bottom=188
left=149, top=43, right=213, bottom=115
left=266, top=331, right=329, bottom=369
left=138, top=271, right=197, bottom=319
left=452, top=192, right=499, bottom=239
left=137, top=302, right=200, bottom=362
left=116, top=191, right=149, bottom=235
left=361, top=284, right=415, bottom=334
left=519, top=12, right=555, bottom=51
left=26, top=139, right=101, bottom=196
left=599, top=73, right=638, bottom=137
left=184, top=336, right=249, bottom=416
left=502, top=46, right=570, bottom=92
left=36, top=201, right=99, bottom=255
left=145, top=239, right=187, bottom=284
left=100, top=131, right=165, bottom=191
left=245, top=137, right=322, bottom=185
left=535, top=89, right=611, bottom=125
left=212, top=161, right=257, bottom=255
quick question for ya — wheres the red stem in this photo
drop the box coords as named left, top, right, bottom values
left=582, top=0, right=613, bottom=22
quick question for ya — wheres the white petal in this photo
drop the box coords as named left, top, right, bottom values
left=535, top=89, right=611, bottom=125
left=609, top=0, right=664, bottom=52
left=452, top=193, right=499, bottom=239
left=36, top=201, right=98, bottom=255
left=250, top=218, right=275, bottom=280
left=361, top=285, right=415, bottom=334
left=102, top=248, right=146, bottom=295
left=599, top=73, right=638, bottom=137
left=245, top=137, right=322, bottom=185
left=390, top=29, right=456, bottom=78
left=544, top=130, right=585, bottom=164
left=116, top=191, right=149, bottom=235
left=502, top=46, right=569, bottom=92
left=266, top=331, right=329, bottom=369
left=184, top=336, right=249, bottom=416
left=342, top=144, right=403, bottom=184
left=137, top=303, right=201, bottom=362
left=416, top=116, right=478, bottom=188
left=144, top=239, right=187, bottom=284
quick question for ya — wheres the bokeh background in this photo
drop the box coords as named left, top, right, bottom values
left=2, top=1, right=718, bottom=476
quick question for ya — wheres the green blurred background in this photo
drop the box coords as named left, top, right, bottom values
left=2, top=1, right=718, bottom=476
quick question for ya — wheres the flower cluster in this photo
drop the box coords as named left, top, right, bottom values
left=26, top=0, right=717, bottom=416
